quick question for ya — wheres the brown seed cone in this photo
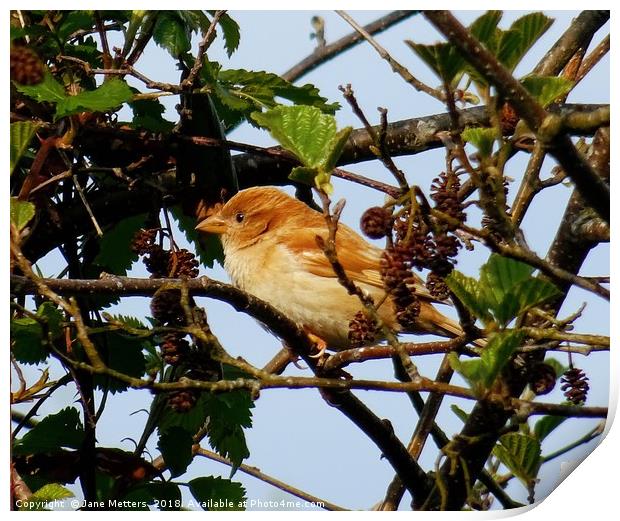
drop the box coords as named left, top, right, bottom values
left=396, top=300, right=421, bottom=330
left=131, top=228, right=158, bottom=255
left=144, top=246, right=171, bottom=277
left=150, top=289, right=185, bottom=325
left=430, top=171, right=465, bottom=229
left=528, top=362, right=557, bottom=396
left=561, top=367, right=589, bottom=405
left=426, top=271, right=450, bottom=301
left=160, top=333, right=191, bottom=366
left=360, top=206, right=392, bottom=240
left=169, top=249, right=199, bottom=278
left=167, top=389, right=198, bottom=412
left=348, top=311, right=378, bottom=348
left=500, top=103, right=520, bottom=135
left=10, top=46, right=44, bottom=86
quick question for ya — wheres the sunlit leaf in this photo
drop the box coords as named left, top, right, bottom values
left=10, top=121, right=39, bottom=174
left=521, top=75, right=574, bottom=107
left=55, top=78, right=133, bottom=119
left=10, top=197, right=36, bottom=231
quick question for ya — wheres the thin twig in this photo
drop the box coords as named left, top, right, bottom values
left=196, top=448, right=348, bottom=511
left=574, top=34, right=610, bottom=85
left=182, top=10, right=226, bottom=89
left=336, top=10, right=442, bottom=99
left=72, top=173, right=103, bottom=237
left=282, top=11, right=414, bottom=82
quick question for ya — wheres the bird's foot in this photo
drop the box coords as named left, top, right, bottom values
left=304, top=329, right=329, bottom=360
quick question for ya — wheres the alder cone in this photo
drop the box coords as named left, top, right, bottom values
left=10, top=46, right=44, bottom=85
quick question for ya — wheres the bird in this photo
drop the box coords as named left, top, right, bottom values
left=195, top=186, right=475, bottom=352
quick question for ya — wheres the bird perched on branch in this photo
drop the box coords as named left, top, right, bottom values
left=196, top=186, right=476, bottom=352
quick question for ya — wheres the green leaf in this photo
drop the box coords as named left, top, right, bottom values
left=493, top=432, right=542, bottom=489
left=461, top=127, right=498, bottom=158
left=159, top=392, right=210, bottom=434
left=451, top=404, right=470, bottom=423
left=213, top=12, right=241, bottom=57
left=10, top=197, right=36, bottom=231
left=507, top=278, right=561, bottom=317
left=105, top=313, right=147, bottom=330
left=521, top=75, right=574, bottom=107
left=13, top=407, right=84, bottom=455
left=55, top=78, right=133, bottom=119
left=534, top=415, right=567, bottom=442
left=10, top=121, right=39, bottom=174
left=11, top=315, right=45, bottom=364
left=323, top=126, right=352, bottom=171
left=129, top=98, right=174, bottom=132
left=406, top=41, right=465, bottom=84
left=153, top=12, right=191, bottom=57
left=19, top=483, right=74, bottom=511
left=449, top=330, right=525, bottom=393
left=479, top=253, right=533, bottom=312
left=499, top=13, right=553, bottom=71
left=251, top=105, right=337, bottom=168
left=288, top=166, right=319, bottom=186
left=204, top=390, right=253, bottom=472
left=14, top=70, right=66, bottom=103
left=189, top=476, right=246, bottom=511
left=36, top=302, right=63, bottom=339
left=171, top=206, right=223, bottom=268
left=91, top=331, right=147, bottom=393
left=445, top=270, right=493, bottom=323
left=469, top=10, right=502, bottom=50
left=157, top=426, right=194, bottom=477
left=57, top=11, right=94, bottom=41
left=95, top=213, right=147, bottom=275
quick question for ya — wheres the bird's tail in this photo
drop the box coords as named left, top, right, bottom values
left=417, top=303, right=487, bottom=348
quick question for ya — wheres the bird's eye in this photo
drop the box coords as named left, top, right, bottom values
left=235, top=212, right=245, bottom=223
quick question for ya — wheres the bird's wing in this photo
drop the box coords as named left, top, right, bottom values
left=282, top=224, right=443, bottom=303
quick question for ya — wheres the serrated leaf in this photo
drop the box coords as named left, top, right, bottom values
left=493, top=432, right=542, bottom=489
left=157, top=426, right=194, bottom=477
left=323, top=126, right=352, bottom=171
left=450, top=330, right=525, bottom=392
left=95, top=213, right=147, bottom=275
left=445, top=270, right=493, bottom=323
left=55, top=77, right=133, bottom=119
left=534, top=415, right=567, bottom=442
left=480, top=253, right=533, bottom=308
left=10, top=198, right=36, bottom=231
left=507, top=278, right=561, bottom=317
left=500, top=13, right=553, bottom=71
left=129, top=98, right=174, bottom=132
left=189, top=476, right=246, bottom=511
left=406, top=41, right=465, bottom=84
left=288, top=166, right=319, bottom=186
left=57, top=11, right=94, bottom=41
left=11, top=121, right=39, bottom=174
left=153, top=12, right=191, bottom=57
left=204, top=390, right=253, bottom=472
left=172, top=206, right=223, bottom=268
left=19, top=483, right=74, bottom=511
left=13, top=407, right=84, bottom=455
left=521, top=75, right=574, bottom=107
left=14, top=70, right=66, bottom=103
left=251, top=105, right=337, bottom=168
left=11, top=316, right=45, bottom=364
left=213, top=12, right=241, bottom=57
left=469, top=11, right=502, bottom=51
left=36, top=302, right=63, bottom=339
left=159, top=392, right=210, bottom=434
left=105, top=313, right=147, bottom=330
left=91, top=331, right=147, bottom=393
left=461, top=127, right=498, bottom=158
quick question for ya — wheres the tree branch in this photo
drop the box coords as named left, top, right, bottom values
left=425, top=11, right=609, bottom=224
left=282, top=11, right=415, bottom=83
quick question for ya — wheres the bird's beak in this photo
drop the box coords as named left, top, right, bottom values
left=195, top=215, right=228, bottom=235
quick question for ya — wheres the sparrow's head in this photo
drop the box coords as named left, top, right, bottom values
left=195, top=187, right=306, bottom=250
